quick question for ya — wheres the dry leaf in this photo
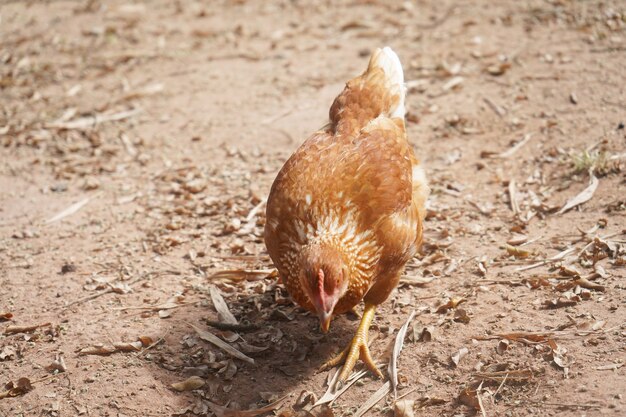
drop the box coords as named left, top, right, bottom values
left=110, top=282, right=132, bottom=294
left=505, top=244, right=532, bottom=259
left=418, top=251, right=448, bottom=267
left=238, top=341, right=269, bottom=354
left=558, top=174, right=599, bottom=214
left=496, top=339, right=510, bottom=355
left=113, top=341, right=144, bottom=352
left=516, top=247, right=577, bottom=272
left=477, top=261, right=488, bottom=276
left=314, top=368, right=367, bottom=406
left=596, top=363, right=623, bottom=371
left=576, top=320, right=606, bottom=332
left=210, top=285, right=238, bottom=324
left=0, top=346, right=16, bottom=361
left=354, top=381, right=391, bottom=417
left=498, top=133, right=533, bottom=158
left=474, top=369, right=533, bottom=381
left=4, top=322, right=51, bottom=335
left=394, top=399, right=415, bottom=417
left=554, top=280, right=579, bottom=292
left=459, top=387, right=481, bottom=411
left=443, top=259, right=459, bottom=275
left=548, top=339, right=570, bottom=370
left=435, top=297, right=466, bottom=313
left=208, top=269, right=276, bottom=283
left=138, top=336, right=154, bottom=346
left=0, top=377, right=33, bottom=399
left=218, top=359, right=238, bottom=380
left=191, top=323, right=254, bottom=364
left=119, top=336, right=152, bottom=352
left=78, top=345, right=117, bottom=356
left=294, top=390, right=317, bottom=411
left=218, top=331, right=240, bottom=343
left=594, top=264, right=608, bottom=278
left=573, top=277, right=605, bottom=292
left=270, top=308, right=296, bottom=321
left=0, top=312, right=13, bottom=322
left=259, top=391, right=279, bottom=402
left=442, top=76, right=464, bottom=91
left=415, top=397, right=447, bottom=408
left=159, top=309, right=172, bottom=318
left=544, top=293, right=581, bottom=309
left=507, top=234, right=528, bottom=246
left=451, top=347, right=469, bottom=367
left=492, top=332, right=551, bottom=344
left=485, top=62, right=511, bottom=76
left=341, top=20, right=374, bottom=31
left=78, top=337, right=152, bottom=356
left=389, top=310, right=416, bottom=396
left=453, top=309, right=470, bottom=324
left=399, top=275, right=435, bottom=286
left=206, top=394, right=287, bottom=417
left=171, top=376, right=205, bottom=392
left=316, top=405, right=335, bottom=417
left=45, top=355, right=67, bottom=373
left=45, top=194, right=100, bottom=223
left=523, top=277, right=551, bottom=289
left=46, top=108, right=140, bottom=130
left=559, top=265, right=581, bottom=277
left=508, top=179, right=520, bottom=214
left=417, top=326, right=434, bottom=342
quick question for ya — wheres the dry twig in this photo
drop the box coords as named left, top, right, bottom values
left=314, top=369, right=367, bottom=407
left=354, top=381, right=391, bottom=417
left=499, top=134, right=533, bottom=158
left=389, top=310, right=416, bottom=397
left=46, top=193, right=100, bottom=224
left=46, top=108, right=141, bottom=130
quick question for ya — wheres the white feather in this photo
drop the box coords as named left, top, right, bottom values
left=370, top=46, right=406, bottom=118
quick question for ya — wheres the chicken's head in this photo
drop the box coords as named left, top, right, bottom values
left=299, top=244, right=349, bottom=333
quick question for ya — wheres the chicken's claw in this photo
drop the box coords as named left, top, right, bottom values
left=320, top=303, right=383, bottom=385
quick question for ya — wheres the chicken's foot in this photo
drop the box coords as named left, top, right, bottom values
left=321, top=303, right=383, bottom=385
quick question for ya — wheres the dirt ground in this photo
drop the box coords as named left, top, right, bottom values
left=1, top=0, right=625, bottom=416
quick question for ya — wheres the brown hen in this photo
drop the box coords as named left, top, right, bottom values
left=264, top=47, right=429, bottom=384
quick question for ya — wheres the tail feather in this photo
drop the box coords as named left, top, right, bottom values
left=329, top=46, right=406, bottom=135
left=367, top=46, right=406, bottom=118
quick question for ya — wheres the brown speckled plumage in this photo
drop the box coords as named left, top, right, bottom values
left=265, top=47, right=429, bottom=323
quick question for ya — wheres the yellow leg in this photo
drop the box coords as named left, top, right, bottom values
left=321, top=303, right=383, bottom=384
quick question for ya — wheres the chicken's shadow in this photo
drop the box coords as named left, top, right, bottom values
left=151, top=296, right=360, bottom=412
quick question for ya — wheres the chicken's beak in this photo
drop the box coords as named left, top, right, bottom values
left=319, top=311, right=332, bottom=333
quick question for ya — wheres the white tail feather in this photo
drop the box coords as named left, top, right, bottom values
left=369, top=46, right=406, bottom=118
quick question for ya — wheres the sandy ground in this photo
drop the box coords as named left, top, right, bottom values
left=1, top=1, right=625, bottom=416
